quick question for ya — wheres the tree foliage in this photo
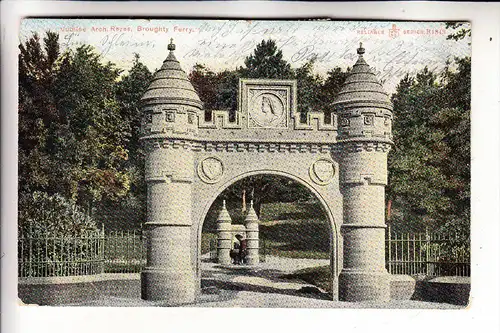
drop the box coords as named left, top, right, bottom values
left=388, top=57, right=470, bottom=237
left=445, top=22, right=471, bottom=42
left=19, top=32, right=151, bottom=229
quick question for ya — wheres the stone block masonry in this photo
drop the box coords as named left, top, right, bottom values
left=139, top=40, right=392, bottom=305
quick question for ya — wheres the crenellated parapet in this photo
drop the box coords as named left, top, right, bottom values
left=197, top=78, right=338, bottom=142
left=198, top=109, right=242, bottom=129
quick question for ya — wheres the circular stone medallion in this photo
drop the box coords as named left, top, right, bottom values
left=249, top=92, right=286, bottom=128
left=198, top=157, right=224, bottom=183
left=309, top=159, right=335, bottom=185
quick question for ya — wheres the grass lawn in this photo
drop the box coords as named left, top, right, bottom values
left=201, top=232, right=217, bottom=254
left=201, top=201, right=331, bottom=259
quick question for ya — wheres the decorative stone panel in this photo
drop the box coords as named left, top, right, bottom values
left=239, top=79, right=296, bottom=129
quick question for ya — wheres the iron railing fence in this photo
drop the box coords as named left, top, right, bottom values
left=19, top=226, right=470, bottom=278
left=18, top=228, right=106, bottom=278
left=386, top=227, right=470, bottom=277
left=18, top=227, right=147, bottom=278
left=103, top=230, right=147, bottom=273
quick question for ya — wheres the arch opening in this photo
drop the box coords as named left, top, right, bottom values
left=196, top=171, right=340, bottom=300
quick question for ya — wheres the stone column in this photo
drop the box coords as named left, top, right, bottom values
left=140, top=145, right=196, bottom=304
left=333, top=43, right=393, bottom=302
left=337, top=146, right=391, bottom=302
left=244, top=200, right=260, bottom=266
left=216, top=200, right=233, bottom=265
left=139, top=40, right=202, bottom=305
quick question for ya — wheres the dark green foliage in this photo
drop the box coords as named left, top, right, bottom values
left=388, top=57, right=470, bottom=238
left=19, top=191, right=97, bottom=236
left=240, top=39, right=293, bottom=79
left=18, top=32, right=469, bottom=243
left=19, top=32, right=152, bottom=230
left=445, top=22, right=471, bottom=42
left=99, top=54, right=154, bottom=229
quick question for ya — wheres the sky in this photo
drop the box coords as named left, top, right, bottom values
left=20, top=19, right=471, bottom=93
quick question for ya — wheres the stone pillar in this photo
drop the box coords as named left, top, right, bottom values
left=141, top=147, right=196, bottom=304
left=337, top=165, right=390, bottom=301
left=244, top=200, right=260, bottom=266
left=216, top=200, right=232, bottom=265
left=333, top=43, right=393, bottom=302
left=139, top=40, right=203, bottom=305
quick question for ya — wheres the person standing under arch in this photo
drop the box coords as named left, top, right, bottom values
left=234, top=234, right=247, bottom=265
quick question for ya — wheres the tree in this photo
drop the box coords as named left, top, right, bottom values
left=240, top=39, right=293, bottom=79
left=50, top=45, right=130, bottom=214
left=18, top=32, right=62, bottom=194
left=445, top=22, right=471, bottom=42
left=388, top=58, right=470, bottom=236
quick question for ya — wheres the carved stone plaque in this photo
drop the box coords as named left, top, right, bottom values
left=309, top=158, right=335, bottom=185
left=197, top=157, right=224, bottom=183
left=239, top=79, right=296, bottom=129
left=248, top=91, right=286, bottom=128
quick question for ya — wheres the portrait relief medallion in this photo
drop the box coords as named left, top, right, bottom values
left=198, top=157, right=224, bottom=183
left=309, top=159, right=335, bottom=185
left=248, top=91, right=286, bottom=128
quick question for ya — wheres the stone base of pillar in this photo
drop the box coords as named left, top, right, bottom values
left=217, top=249, right=231, bottom=265
left=245, top=253, right=259, bottom=266
left=141, top=268, right=196, bottom=305
left=339, top=269, right=390, bottom=302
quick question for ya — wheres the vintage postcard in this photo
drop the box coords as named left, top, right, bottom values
left=16, top=18, right=471, bottom=310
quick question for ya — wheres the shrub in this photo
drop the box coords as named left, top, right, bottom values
left=19, top=191, right=98, bottom=237
left=18, top=191, right=100, bottom=277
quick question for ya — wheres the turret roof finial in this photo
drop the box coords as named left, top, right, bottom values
left=357, top=42, right=365, bottom=55
left=168, top=38, right=176, bottom=51
left=245, top=199, right=258, bottom=222
left=222, top=199, right=226, bottom=209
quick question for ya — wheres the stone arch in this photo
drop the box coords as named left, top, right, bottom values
left=194, top=169, right=340, bottom=298
left=140, top=41, right=392, bottom=305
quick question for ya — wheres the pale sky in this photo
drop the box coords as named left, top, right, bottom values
left=20, top=19, right=471, bottom=93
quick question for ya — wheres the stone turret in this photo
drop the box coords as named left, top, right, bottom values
left=216, top=200, right=233, bottom=265
left=244, top=200, right=260, bottom=266
left=141, top=38, right=202, bottom=139
left=140, top=40, right=202, bottom=305
left=335, top=42, right=392, bottom=143
left=333, top=43, right=393, bottom=302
